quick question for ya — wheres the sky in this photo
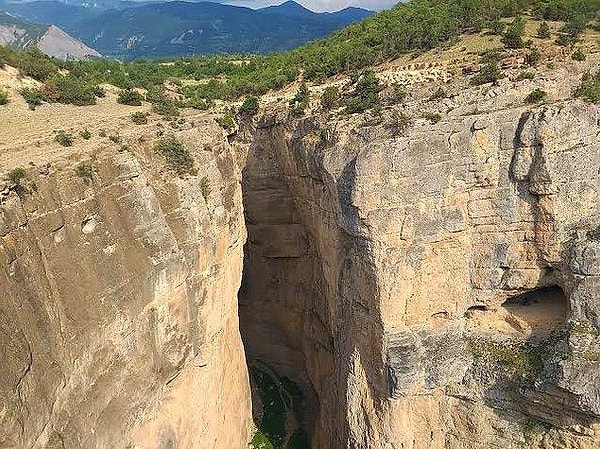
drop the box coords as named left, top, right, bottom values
left=223, top=0, right=398, bottom=12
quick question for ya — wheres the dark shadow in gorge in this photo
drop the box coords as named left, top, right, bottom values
left=238, top=119, right=388, bottom=448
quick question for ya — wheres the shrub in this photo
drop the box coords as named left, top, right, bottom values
left=320, top=86, right=340, bottom=110
left=525, top=88, right=548, bottom=104
left=471, top=62, right=504, bottom=85
left=20, top=87, right=46, bottom=109
left=131, top=111, right=149, bottom=125
left=93, top=85, right=106, bottom=98
left=200, top=176, right=211, bottom=201
left=556, top=16, right=587, bottom=46
left=99, top=129, right=107, bottom=137
left=537, top=21, right=551, bottom=39
left=76, top=163, right=94, bottom=182
left=516, top=71, right=535, bottom=81
left=18, top=47, right=57, bottom=82
left=154, top=135, right=196, bottom=175
left=239, top=96, right=259, bottom=116
left=391, top=83, right=407, bottom=103
left=55, top=130, right=74, bottom=147
left=79, top=128, right=92, bottom=139
left=575, top=72, right=600, bottom=103
left=386, top=110, right=411, bottom=135
left=6, top=167, right=26, bottom=186
left=108, top=133, right=121, bottom=143
left=502, top=16, right=526, bottom=49
left=0, top=90, right=8, bottom=105
left=572, top=48, right=586, bottom=61
left=216, top=112, right=236, bottom=132
left=526, top=47, right=541, bottom=66
left=45, top=75, right=96, bottom=106
left=345, top=70, right=381, bottom=114
left=423, top=112, right=442, bottom=123
left=289, top=82, right=310, bottom=115
left=588, top=225, right=600, bottom=241
left=147, top=86, right=178, bottom=117
left=429, top=87, right=447, bottom=100
left=489, top=19, right=506, bottom=35
left=117, top=89, right=144, bottom=106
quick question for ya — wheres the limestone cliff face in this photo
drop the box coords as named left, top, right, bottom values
left=0, top=124, right=252, bottom=448
left=241, top=77, right=600, bottom=447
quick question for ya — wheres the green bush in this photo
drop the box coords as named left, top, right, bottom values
left=0, top=90, right=8, bottom=105
left=20, top=87, right=46, bottom=109
left=391, top=83, right=407, bottom=103
left=471, top=62, right=504, bottom=85
left=572, top=48, right=586, bottom=61
left=216, top=112, right=236, bottom=132
left=526, top=47, right=541, bottom=66
left=502, top=16, right=526, bottom=49
left=154, top=135, right=196, bottom=175
left=386, top=110, right=412, bottom=135
left=423, top=112, right=442, bottom=123
left=345, top=70, right=381, bottom=114
left=537, top=21, right=551, bottom=38
left=239, top=95, right=259, bottom=116
left=45, top=75, right=96, bottom=106
left=320, top=86, right=340, bottom=110
left=79, top=128, right=92, bottom=139
left=108, top=133, right=122, bottom=143
left=6, top=167, right=26, bottom=186
left=55, top=130, right=74, bottom=147
left=575, top=72, right=600, bottom=103
left=516, top=71, right=535, bottom=80
left=429, top=87, right=447, bottom=100
left=289, top=82, right=310, bottom=115
left=147, top=86, right=178, bottom=117
left=556, top=15, right=588, bottom=46
left=131, top=111, right=149, bottom=125
left=93, top=85, right=106, bottom=98
left=525, top=88, right=548, bottom=104
left=18, top=47, right=57, bottom=82
left=117, top=89, right=144, bottom=106
left=76, top=163, right=94, bottom=182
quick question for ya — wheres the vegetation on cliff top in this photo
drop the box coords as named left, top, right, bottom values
left=0, top=0, right=598, bottom=111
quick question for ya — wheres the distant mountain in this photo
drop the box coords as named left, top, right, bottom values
left=0, top=11, right=100, bottom=58
left=0, top=1, right=374, bottom=59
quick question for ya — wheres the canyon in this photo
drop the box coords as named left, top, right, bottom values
left=0, top=44, right=599, bottom=449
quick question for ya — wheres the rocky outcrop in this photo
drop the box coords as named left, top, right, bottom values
left=0, top=125, right=251, bottom=448
left=241, top=74, right=600, bottom=447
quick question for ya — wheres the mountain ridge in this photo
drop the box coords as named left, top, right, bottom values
left=0, top=0, right=374, bottom=58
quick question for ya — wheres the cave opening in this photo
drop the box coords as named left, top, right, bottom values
left=501, top=285, right=568, bottom=337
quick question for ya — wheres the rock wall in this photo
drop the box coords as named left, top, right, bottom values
left=0, top=125, right=252, bottom=448
left=241, top=96, right=600, bottom=448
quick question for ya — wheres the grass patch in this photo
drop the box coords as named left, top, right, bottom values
left=468, top=338, right=546, bottom=379
left=0, top=90, right=8, bottom=105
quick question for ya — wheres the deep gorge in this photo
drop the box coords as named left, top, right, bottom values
left=1, top=82, right=599, bottom=448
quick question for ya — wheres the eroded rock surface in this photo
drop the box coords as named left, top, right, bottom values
left=241, top=65, right=600, bottom=447
left=0, top=124, right=252, bottom=448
